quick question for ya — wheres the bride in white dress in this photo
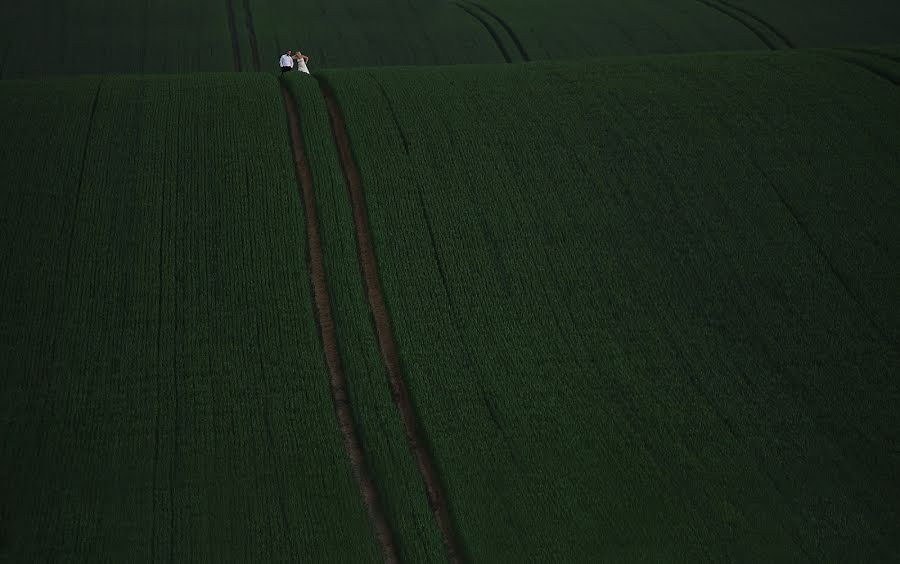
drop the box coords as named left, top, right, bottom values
left=293, top=51, right=310, bottom=74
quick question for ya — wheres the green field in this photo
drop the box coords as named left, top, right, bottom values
left=0, top=74, right=382, bottom=562
left=3, top=0, right=900, bottom=77
left=2, top=1, right=899, bottom=562
left=306, top=49, right=900, bottom=561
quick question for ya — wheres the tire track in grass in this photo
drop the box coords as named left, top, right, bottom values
left=827, top=50, right=899, bottom=86
left=693, top=0, right=778, bottom=50
left=243, top=0, right=261, bottom=71
left=279, top=84, right=400, bottom=564
left=463, top=1, right=530, bottom=61
left=843, top=47, right=900, bottom=65
left=140, top=0, right=149, bottom=72
left=453, top=1, right=512, bottom=63
left=0, top=41, right=10, bottom=78
left=315, top=76, right=464, bottom=564
left=715, top=0, right=795, bottom=48
left=226, top=0, right=242, bottom=71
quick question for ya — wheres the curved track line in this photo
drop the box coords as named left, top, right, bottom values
left=243, top=0, right=261, bottom=71
left=0, top=41, right=10, bottom=78
left=844, top=47, right=900, bottom=64
left=465, top=1, right=530, bottom=61
left=315, top=77, right=465, bottom=564
left=279, top=84, right=400, bottom=564
left=694, top=0, right=777, bottom=50
left=226, top=0, right=242, bottom=71
left=715, top=0, right=795, bottom=48
left=827, top=50, right=899, bottom=86
left=453, top=1, right=512, bottom=63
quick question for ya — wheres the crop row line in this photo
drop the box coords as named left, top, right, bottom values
left=278, top=84, right=401, bottom=564
left=243, top=0, right=261, bottom=71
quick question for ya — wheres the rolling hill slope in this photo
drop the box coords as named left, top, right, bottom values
left=291, top=48, right=900, bottom=561
left=0, top=73, right=384, bottom=562
left=1, top=1, right=899, bottom=559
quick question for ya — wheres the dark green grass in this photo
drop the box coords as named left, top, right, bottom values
left=725, top=0, right=900, bottom=47
left=473, top=0, right=900, bottom=57
left=4, top=0, right=900, bottom=78
left=0, top=0, right=238, bottom=77
left=252, top=0, right=505, bottom=71
left=280, top=74, right=449, bottom=564
left=0, top=73, right=381, bottom=562
left=471, top=0, right=765, bottom=57
left=317, top=50, right=900, bottom=561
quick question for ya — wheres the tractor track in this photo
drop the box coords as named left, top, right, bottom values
left=315, top=77, right=465, bottom=564
left=453, top=1, right=511, bottom=63
left=0, top=41, right=10, bottom=79
left=843, top=47, right=900, bottom=64
left=226, top=0, right=242, bottom=71
left=463, top=1, right=529, bottom=61
left=243, top=0, right=261, bottom=71
left=827, top=50, right=900, bottom=87
left=694, top=0, right=779, bottom=50
left=714, top=0, right=795, bottom=48
left=279, top=84, right=400, bottom=564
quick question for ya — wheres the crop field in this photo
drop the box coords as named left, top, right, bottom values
left=0, top=74, right=383, bottom=562
left=310, top=48, right=900, bottom=561
left=2, top=0, right=900, bottom=562
left=3, top=0, right=900, bottom=78
left=724, top=0, right=900, bottom=47
left=250, top=0, right=505, bottom=70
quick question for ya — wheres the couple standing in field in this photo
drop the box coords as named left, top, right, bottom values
left=280, top=50, right=310, bottom=74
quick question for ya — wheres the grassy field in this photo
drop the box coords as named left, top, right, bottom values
left=2, top=0, right=900, bottom=561
left=0, top=73, right=382, bottom=562
left=310, top=49, right=900, bottom=561
left=0, top=0, right=237, bottom=76
left=251, top=0, right=505, bottom=70
left=281, top=75, right=450, bottom=564
left=725, top=0, right=900, bottom=46
left=3, top=0, right=900, bottom=77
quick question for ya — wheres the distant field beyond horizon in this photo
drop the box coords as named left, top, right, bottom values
left=2, top=0, right=900, bottom=77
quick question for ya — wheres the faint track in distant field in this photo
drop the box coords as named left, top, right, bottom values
left=0, top=41, right=10, bottom=78
left=226, top=0, right=242, bottom=71
left=463, top=1, right=530, bottom=61
left=824, top=50, right=900, bottom=86
left=453, top=1, right=512, bottom=63
left=243, top=0, right=262, bottom=70
left=834, top=48, right=900, bottom=86
left=315, top=76, right=465, bottom=564
left=843, top=47, right=900, bottom=64
left=279, top=83, right=400, bottom=564
left=694, top=0, right=788, bottom=50
left=714, top=0, right=795, bottom=48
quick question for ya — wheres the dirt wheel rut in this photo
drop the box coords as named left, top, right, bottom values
left=280, top=84, right=400, bottom=564
left=316, top=77, right=466, bottom=564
